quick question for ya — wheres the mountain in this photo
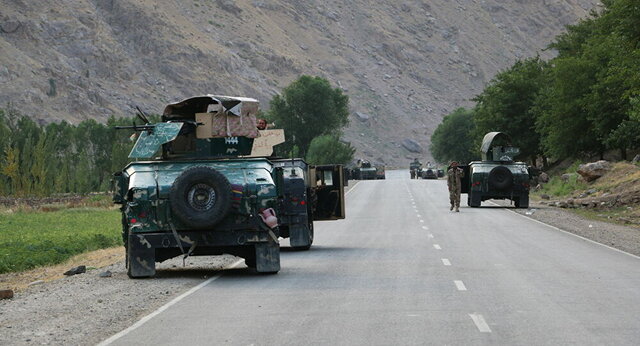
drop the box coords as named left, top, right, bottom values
left=0, top=0, right=599, bottom=165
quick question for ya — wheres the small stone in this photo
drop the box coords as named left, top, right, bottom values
left=540, top=194, right=550, bottom=200
left=0, top=289, right=14, bottom=299
left=64, top=265, right=86, bottom=276
left=99, top=270, right=112, bottom=278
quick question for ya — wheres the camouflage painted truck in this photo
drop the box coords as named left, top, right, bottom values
left=112, top=95, right=344, bottom=278
left=460, top=132, right=535, bottom=208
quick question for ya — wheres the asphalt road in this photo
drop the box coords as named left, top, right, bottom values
left=102, top=170, right=640, bottom=345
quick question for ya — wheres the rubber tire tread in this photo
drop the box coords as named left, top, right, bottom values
left=169, top=166, right=232, bottom=229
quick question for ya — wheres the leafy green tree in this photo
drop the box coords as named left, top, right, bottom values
left=430, top=108, right=477, bottom=164
left=267, top=75, right=349, bottom=157
left=472, top=57, right=547, bottom=163
left=305, top=135, right=355, bottom=165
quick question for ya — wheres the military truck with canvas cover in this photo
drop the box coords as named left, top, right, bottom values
left=271, top=159, right=345, bottom=250
left=114, top=95, right=281, bottom=277
left=460, top=132, right=533, bottom=208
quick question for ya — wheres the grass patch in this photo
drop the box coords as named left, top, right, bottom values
left=537, top=174, right=588, bottom=197
left=0, top=208, right=121, bottom=274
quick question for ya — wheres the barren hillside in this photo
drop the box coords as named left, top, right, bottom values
left=0, top=0, right=598, bottom=165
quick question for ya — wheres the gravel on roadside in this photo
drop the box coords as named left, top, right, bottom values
left=0, top=255, right=240, bottom=346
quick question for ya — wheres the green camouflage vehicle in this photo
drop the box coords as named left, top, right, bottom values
left=460, top=132, right=533, bottom=208
left=113, top=95, right=344, bottom=278
left=352, top=159, right=377, bottom=180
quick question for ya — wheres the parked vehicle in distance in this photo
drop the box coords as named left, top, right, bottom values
left=460, top=132, right=536, bottom=208
left=409, top=159, right=422, bottom=179
left=376, top=165, right=386, bottom=180
left=352, top=159, right=377, bottom=180
left=421, top=163, right=438, bottom=179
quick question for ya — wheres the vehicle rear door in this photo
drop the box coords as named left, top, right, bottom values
left=309, top=165, right=346, bottom=220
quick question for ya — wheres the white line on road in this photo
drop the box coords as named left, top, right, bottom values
left=98, top=259, right=245, bottom=346
left=428, top=234, right=434, bottom=239
left=433, top=244, right=441, bottom=250
left=422, top=226, right=429, bottom=230
left=416, top=214, right=422, bottom=218
left=441, top=258, right=451, bottom=266
left=419, top=219, right=424, bottom=223
left=492, top=201, right=640, bottom=260
left=469, top=313, right=492, bottom=333
left=454, top=280, right=467, bottom=291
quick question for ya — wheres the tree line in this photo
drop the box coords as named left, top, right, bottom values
left=431, top=0, right=640, bottom=165
left=0, top=108, right=135, bottom=196
left=0, top=75, right=353, bottom=197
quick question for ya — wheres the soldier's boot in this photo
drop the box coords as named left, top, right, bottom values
left=450, top=204, right=454, bottom=211
left=455, top=204, right=460, bottom=212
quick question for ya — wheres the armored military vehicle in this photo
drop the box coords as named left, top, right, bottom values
left=460, top=132, right=533, bottom=208
left=375, top=165, right=386, bottom=180
left=421, top=162, right=438, bottom=179
left=409, top=159, right=422, bottom=179
left=352, top=159, right=377, bottom=180
left=113, top=95, right=345, bottom=278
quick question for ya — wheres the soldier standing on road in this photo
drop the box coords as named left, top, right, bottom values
left=447, top=161, right=464, bottom=212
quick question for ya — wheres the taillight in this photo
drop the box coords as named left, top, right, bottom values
left=130, top=218, right=137, bottom=223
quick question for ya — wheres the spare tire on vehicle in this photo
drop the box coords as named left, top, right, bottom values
left=488, top=166, right=513, bottom=191
left=170, top=166, right=232, bottom=229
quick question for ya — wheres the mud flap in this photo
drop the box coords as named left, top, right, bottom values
left=289, top=224, right=310, bottom=248
left=127, top=233, right=156, bottom=278
left=254, top=242, right=280, bottom=273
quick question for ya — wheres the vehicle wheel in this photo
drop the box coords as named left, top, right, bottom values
left=468, top=191, right=481, bottom=207
left=299, top=221, right=314, bottom=251
left=488, top=166, right=513, bottom=191
left=169, top=166, right=232, bottom=229
left=515, top=195, right=529, bottom=208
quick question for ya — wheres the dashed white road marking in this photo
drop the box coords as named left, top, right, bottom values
left=441, top=258, right=451, bottom=266
left=433, top=244, right=441, bottom=250
left=454, top=280, right=467, bottom=291
left=469, top=313, right=492, bottom=333
left=416, top=214, right=422, bottom=218
left=422, top=226, right=429, bottom=230
left=419, top=219, right=424, bottom=223
left=428, top=234, right=434, bottom=239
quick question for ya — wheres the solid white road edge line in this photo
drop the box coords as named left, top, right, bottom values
left=441, top=258, right=451, bottom=266
left=97, top=259, right=245, bottom=346
left=345, top=181, right=361, bottom=197
left=469, top=313, right=492, bottom=333
left=488, top=201, right=640, bottom=260
left=454, top=280, right=467, bottom=291
left=433, top=244, right=441, bottom=250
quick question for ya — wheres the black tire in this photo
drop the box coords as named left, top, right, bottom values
left=468, top=191, right=481, bottom=207
left=515, top=195, right=529, bottom=208
left=488, top=166, right=513, bottom=191
left=169, top=166, right=232, bottom=229
left=296, top=220, right=314, bottom=251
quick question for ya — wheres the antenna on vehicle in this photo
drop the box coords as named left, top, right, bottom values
left=135, top=106, right=150, bottom=124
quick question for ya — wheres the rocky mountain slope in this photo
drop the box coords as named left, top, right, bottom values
left=0, top=0, right=598, bottom=165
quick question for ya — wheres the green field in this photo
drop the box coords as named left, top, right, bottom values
left=0, top=208, right=121, bottom=274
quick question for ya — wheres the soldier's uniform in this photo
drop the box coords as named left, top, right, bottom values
left=447, top=165, right=464, bottom=212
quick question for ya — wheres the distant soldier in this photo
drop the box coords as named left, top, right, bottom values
left=256, top=118, right=268, bottom=130
left=447, top=161, right=464, bottom=212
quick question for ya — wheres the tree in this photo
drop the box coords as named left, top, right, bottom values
left=472, top=57, right=547, bottom=164
left=306, top=135, right=355, bottom=165
left=267, top=75, right=349, bottom=157
left=430, top=108, right=478, bottom=164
